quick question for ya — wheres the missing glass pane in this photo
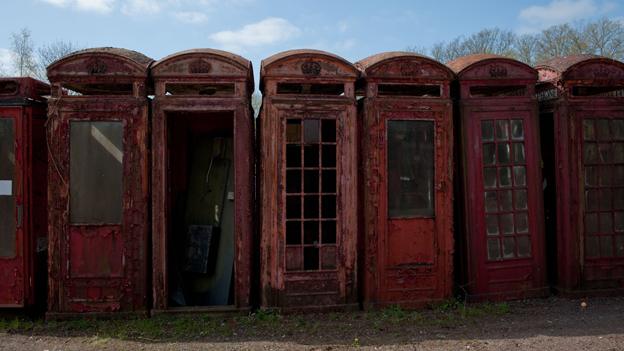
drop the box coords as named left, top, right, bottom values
left=286, top=196, right=301, bottom=219
left=321, top=195, right=336, bottom=219
left=286, top=221, right=302, bottom=245
left=322, top=220, right=336, bottom=244
left=598, top=143, right=612, bottom=163
left=304, top=195, right=319, bottom=218
left=322, top=145, right=336, bottom=167
left=322, top=170, right=336, bottom=193
left=286, top=145, right=301, bottom=168
left=304, top=145, right=319, bottom=167
left=304, top=221, right=319, bottom=244
left=286, top=170, right=302, bottom=193
left=304, top=170, right=319, bottom=193
left=70, top=121, right=123, bottom=224
left=304, top=247, right=319, bottom=270
left=322, top=120, right=336, bottom=142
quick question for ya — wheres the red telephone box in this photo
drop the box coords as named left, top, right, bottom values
left=449, top=54, right=548, bottom=301
left=46, top=48, right=152, bottom=317
left=259, top=50, right=359, bottom=310
left=150, top=49, right=254, bottom=312
left=356, top=52, right=454, bottom=308
left=0, top=78, right=49, bottom=309
left=537, top=55, right=624, bottom=295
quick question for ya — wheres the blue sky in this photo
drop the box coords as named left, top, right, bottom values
left=0, top=0, right=622, bottom=78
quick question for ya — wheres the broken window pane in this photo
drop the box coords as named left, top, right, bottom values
left=0, top=118, right=16, bottom=258
left=387, top=120, right=435, bottom=217
left=487, top=238, right=501, bottom=260
left=303, top=119, right=320, bottom=143
left=511, top=120, right=524, bottom=140
left=496, top=120, right=509, bottom=141
left=481, top=121, right=494, bottom=141
left=286, top=119, right=301, bottom=143
left=70, top=121, right=123, bottom=224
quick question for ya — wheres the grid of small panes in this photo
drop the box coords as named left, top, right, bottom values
left=482, top=119, right=531, bottom=260
left=284, top=117, right=337, bottom=271
left=582, top=118, right=624, bottom=258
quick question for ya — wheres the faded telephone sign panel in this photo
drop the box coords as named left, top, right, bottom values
left=537, top=55, right=624, bottom=295
left=0, top=78, right=49, bottom=309
left=356, top=52, right=454, bottom=308
left=449, top=54, right=548, bottom=301
left=46, top=48, right=152, bottom=317
left=150, top=49, right=254, bottom=312
left=259, top=50, right=359, bottom=311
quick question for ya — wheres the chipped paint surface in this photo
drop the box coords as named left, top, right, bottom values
left=357, top=53, right=454, bottom=308
left=46, top=49, right=151, bottom=315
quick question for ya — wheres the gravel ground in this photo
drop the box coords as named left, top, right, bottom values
left=1, top=297, right=623, bottom=350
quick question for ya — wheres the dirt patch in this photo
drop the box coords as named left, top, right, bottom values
left=1, top=297, right=623, bottom=350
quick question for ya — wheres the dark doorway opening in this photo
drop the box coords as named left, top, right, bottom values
left=540, top=112, right=558, bottom=288
left=166, top=111, right=235, bottom=307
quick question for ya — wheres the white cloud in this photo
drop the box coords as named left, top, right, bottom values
left=173, top=11, right=208, bottom=24
left=40, top=0, right=115, bottom=13
left=0, top=49, right=15, bottom=76
left=209, top=17, right=301, bottom=52
left=121, top=0, right=161, bottom=16
left=518, top=0, right=600, bottom=32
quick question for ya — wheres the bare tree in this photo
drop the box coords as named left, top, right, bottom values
left=535, top=24, right=587, bottom=63
left=10, top=28, right=37, bottom=77
left=36, top=40, right=81, bottom=80
left=514, top=34, right=539, bottom=65
left=426, top=28, right=517, bottom=63
left=581, top=17, right=624, bottom=60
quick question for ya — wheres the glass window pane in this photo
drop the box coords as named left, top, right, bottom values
left=387, top=120, right=434, bottom=217
left=615, top=212, right=624, bottom=232
left=613, top=120, right=624, bottom=140
left=512, top=143, right=525, bottom=163
left=515, top=189, right=528, bottom=210
left=514, top=166, right=527, bottom=186
left=0, top=118, right=16, bottom=258
left=600, top=236, right=613, bottom=257
left=585, top=190, right=600, bottom=211
left=584, top=143, right=599, bottom=163
left=585, top=213, right=598, bottom=234
left=583, top=120, right=595, bottom=141
left=70, top=121, right=123, bottom=224
left=487, top=238, right=501, bottom=260
left=321, top=119, right=336, bottom=142
left=481, top=121, right=494, bottom=141
left=585, top=236, right=600, bottom=257
left=511, top=120, right=524, bottom=140
left=516, top=212, right=529, bottom=233
left=599, top=166, right=612, bottom=186
left=499, top=167, right=512, bottom=187
left=303, top=119, right=320, bottom=143
left=585, top=166, right=599, bottom=186
left=500, top=213, right=514, bottom=234
left=597, top=119, right=610, bottom=141
left=500, top=190, right=513, bottom=211
left=600, top=212, right=613, bottom=233
left=485, top=191, right=498, bottom=213
left=486, top=215, right=499, bottom=236
left=482, top=144, right=496, bottom=165
left=497, top=143, right=511, bottom=163
left=503, top=237, right=516, bottom=258
left=614, top=143, right=624, bottom=162
left=286, top=119, right=301, bottom=142
left=599, top=143, right=612, bottom=163
left=616, top=236, right=624, bottom=257
left=599, top=189, right=612, bottom=211
left=615, top=189, right=624, bottom=209
left=614, top=166, right=624, bottom=186
left=517, top=236, right=531, bottom=257
left=496, top=120, right=509, bottom=141
left=483, top=168, right=497, bottom=188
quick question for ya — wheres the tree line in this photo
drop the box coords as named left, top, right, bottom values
left=408, top=17, right=624, bottom=64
